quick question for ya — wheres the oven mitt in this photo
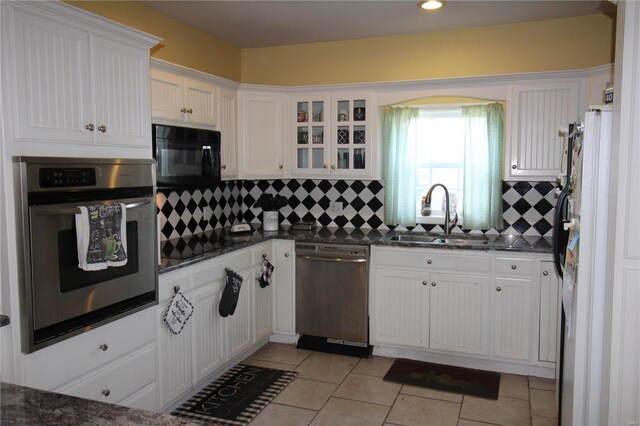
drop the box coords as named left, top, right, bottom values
left=258, top=258, right=274, bottom=288
left=219, top=268, right=243, bottom=317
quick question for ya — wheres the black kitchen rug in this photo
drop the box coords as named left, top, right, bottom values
left=172, top=364, right=297, bottom=425
left=383, top=359, right=501, bottom=400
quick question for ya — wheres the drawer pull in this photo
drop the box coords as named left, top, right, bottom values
left=543, top=271, right=549, bottom=276
left=496, top=286, right=502, bottom=292
left=85, top=123, right=95, bottom=131
left=284, top=253, right=289, bottom=258
left=99, top=344, right=108, bottom=351
left=187, top=108, right=193, bottom=114
left=222, top=165, right=227, bottom=169
left=431, top=282, right=436, bottom=287
left=427, top=259, right=432, bottom=265
left=511, top=265, right=517, bottom=270
left=180, top=108, right=187, bottom=113
left=422, top=281, right=428, bottom=286
left=101, top=389, right=111, bottom=397
left=97, top=125, right=106, bottom=133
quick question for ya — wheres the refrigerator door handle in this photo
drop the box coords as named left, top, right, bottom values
left=553, top=188, right=570, bottom=279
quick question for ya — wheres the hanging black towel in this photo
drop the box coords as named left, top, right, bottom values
left=219, top=268, right=243, bottom=317
left=258, top=258, right=274, bottom=288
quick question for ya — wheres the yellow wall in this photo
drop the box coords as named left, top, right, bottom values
left=67, top=1, right=241, bottom=81
left=241, top=14, right=614, bottom=86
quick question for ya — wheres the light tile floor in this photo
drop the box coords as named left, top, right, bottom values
left=242, top=343, right=558, bottom=426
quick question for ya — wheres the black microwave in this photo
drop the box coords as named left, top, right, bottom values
left=152, top=124, right=221, bottom=188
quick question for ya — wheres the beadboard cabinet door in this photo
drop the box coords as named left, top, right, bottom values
left=371, top=268, right=429, bottom=348
left=240, top=92, right=285, bottom=179
left=429, top=273, right=490, bottom=355
left=492, top=277, right=534, bottom=361
left=92, top=36, right=150, bottom=147
left=506, top=79, right=581, bottom=181
left=254, top=265, right=273, bottom=343
left=224, top=269, right=254, bottom=360
left=11, top=8, right=93, bottom=144
left=191, top=281, right=226, bottom=386
left=183, top=79, right=218, bottom=127
left=157, top=303, right=192, bottom=409
left=219, top=86, right=239, bottom=178
left=272, top=241, right=296, bottom=338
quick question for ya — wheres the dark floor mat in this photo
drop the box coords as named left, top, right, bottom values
left=383, top=358, right=501, bottom=400
left=172, top=364, right=297, bottom=425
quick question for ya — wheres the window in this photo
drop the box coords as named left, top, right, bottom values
left=413, top=107, right=465, bottom=224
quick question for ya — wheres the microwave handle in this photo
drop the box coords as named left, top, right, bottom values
left=201, top=145, right=213, bottom=176
left=33, top=200, right=151, bottom=216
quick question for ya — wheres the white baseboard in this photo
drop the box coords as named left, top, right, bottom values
left=269, top=333, right=299, bottom=345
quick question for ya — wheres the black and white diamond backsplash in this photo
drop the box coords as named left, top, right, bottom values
left=156, top=179, right=558, bottom=241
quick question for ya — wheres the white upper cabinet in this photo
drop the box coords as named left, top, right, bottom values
left=218, top=86, right=238, bottom=178
left=150, top=69, right=218, bottom=127
left=505, top=79, right=581, bottom=181
left=2, top=2, right=159, bottom=149
left=239, top=91, right=285, bottom=179
left=290, top=92, right=374, bottom=179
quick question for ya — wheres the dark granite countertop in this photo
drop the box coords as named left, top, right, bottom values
left=160, top=226, right=553, bottom=274
left=0, top=382, right=202, bottom=425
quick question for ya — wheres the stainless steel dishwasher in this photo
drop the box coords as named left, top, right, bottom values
left=295, top=243, right=369, bottom=351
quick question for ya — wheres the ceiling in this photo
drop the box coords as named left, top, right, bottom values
left=141, top=0, right=615, bottom=49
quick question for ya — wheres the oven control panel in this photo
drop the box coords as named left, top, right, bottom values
left=39, top=168, right=96, bottom=188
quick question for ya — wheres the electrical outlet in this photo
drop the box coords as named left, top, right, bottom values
left=329, top=201, right=343, bottom=216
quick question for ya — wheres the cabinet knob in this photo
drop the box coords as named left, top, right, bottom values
left=422, top=281, right=428, bottom=286
left=99, top=343, right=108, bottom=351
left=512, top=164, right=517, bottom=170
left=279, top=165, right=283, bottom=169
left=187, top=108, right=193, bottom=114
left=85, top=123, right=95, bottom=131
left=331, top=165, right=336, bottom=169
left=543, top=271, right=549, bottom=276
left=323, top=164, right=328, bottom=169
left=511, top=265, right=517, bottom=270
left=284, top=253, right=289, bottom=257
left=431, top=282, right=437, bottom=287
left=97, top=125, right=106, bottom=133
left=180, top=108, right=187, bottom=113
left=221, top=165, right=227, bottom=169
left=496, top=286, right=502, bottom=292
left=101, top=389, right=111, bottom=397
left=427, top=259, right=432, bottom=265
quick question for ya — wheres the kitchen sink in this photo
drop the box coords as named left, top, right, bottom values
left=386, top=234, right=488, bottom=246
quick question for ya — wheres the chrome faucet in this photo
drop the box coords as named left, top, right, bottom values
left=421, top=183, right=458, bottom=234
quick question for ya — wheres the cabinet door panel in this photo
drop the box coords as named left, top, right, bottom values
left=93, top=37, right=149, bottom=146
left=184, top=79, right=217, bottom=126
left=157, top=304, right=192, bottom=409
left=224, top=269, right=254, bottom=359
left=13, top=10, right=92, bottom=143
left=506, top=80, right=580, bottom=180
left=254, top=265, right=273, bottom=342
left=273, top=241, right=295, bottom=336
left=429, top=273, right=490, bottom=355
left=371, top=269, right=429, bottom=348
left=191, top=282, right=226, bottom=384
left=150, top=70, right=184, bottom=122
left=219, top=86, right=238, bottom=177
left=241, top=93, right=284, bottom=178
left=493, top=277, right=533, bottom=361
left=539, top=261, right=560, bottom=362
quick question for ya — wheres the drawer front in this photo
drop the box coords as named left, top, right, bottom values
left=375, top=248, right=491, bottom=274
left=60, top=345, right=156, bottom=404
left=495, top=257, right=534, bottom=276
left=192, top=251, right=252, bottom=289
left=24, top=308, right=155, bottom=390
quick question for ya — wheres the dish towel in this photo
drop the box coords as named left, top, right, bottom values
left=75, top=203, right=128, bottom=271
left=258, top=258, right=274, bottom=288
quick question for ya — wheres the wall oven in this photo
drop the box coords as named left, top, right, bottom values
left=15, top=157, right=158, bottom=353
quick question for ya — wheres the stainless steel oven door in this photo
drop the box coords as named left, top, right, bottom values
left=28, top=196, right=156, bottom=332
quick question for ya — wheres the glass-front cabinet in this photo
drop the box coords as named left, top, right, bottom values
left=291, top=92, right=372, bottom=178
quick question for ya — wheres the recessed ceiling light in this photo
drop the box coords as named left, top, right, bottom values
left=418, top=0, right=444, bottom=10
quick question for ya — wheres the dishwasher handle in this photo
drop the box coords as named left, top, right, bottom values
left=297, top=254, right=367, bottom=263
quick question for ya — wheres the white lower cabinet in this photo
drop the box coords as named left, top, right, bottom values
left=371, top=269, right=429, bottom=348
left=272, top=241, right=296, bottom=338
left=492, top=277, right=534, bottom=361
left=429, top=273, right=490, bottom=355
left=539, top=261, right=560, bottom=362
left=371, top=246, right=557, bottom=374
left=156, top=242, right=279, bottom=411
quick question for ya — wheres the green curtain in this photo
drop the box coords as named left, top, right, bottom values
left=382, top=106, right=419, bottom=226
left=461, top=102, right=504, bottom=229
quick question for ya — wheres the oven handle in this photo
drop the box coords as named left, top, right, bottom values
left=33, top=200, right=152, bottom=216
left=297, top=254, right=367, bottom=263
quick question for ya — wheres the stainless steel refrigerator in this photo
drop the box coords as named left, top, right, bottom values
left=554, top=106, right=612, bottom=425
